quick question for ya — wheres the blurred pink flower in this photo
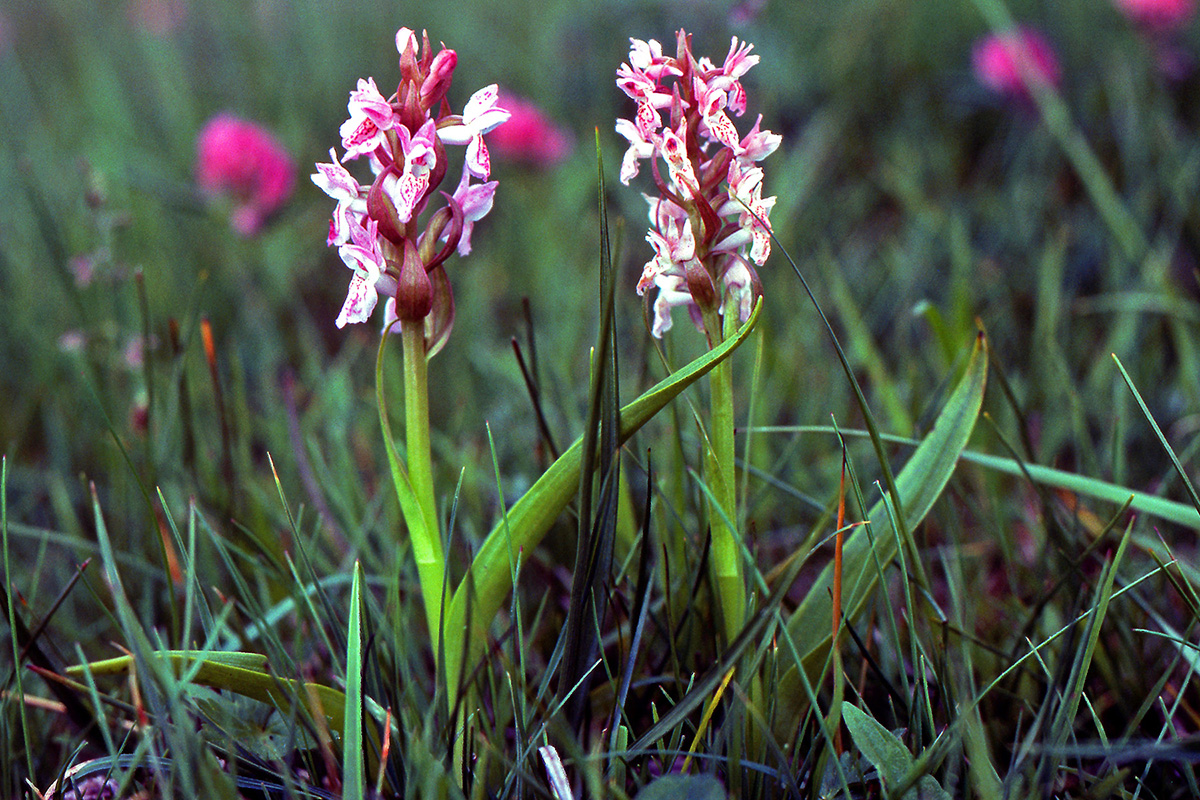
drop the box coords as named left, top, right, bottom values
left=1114, top=0, right=1196, bottom=31
left=972, top=27, right=1061, bottom=104
left=728, top=0, right=767, bottom=25
left=487, top=90, right=572, bottom=167
left=196, top=113, right=295, bottom=236
left=70, top=253, right=97, bottom=287
left=127, top=0, right=188, bottom=36
left=58, top=330, right=86, bottom=354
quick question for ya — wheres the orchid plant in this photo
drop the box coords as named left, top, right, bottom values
left=311, top=27, right=509, bottom=653
left=616, top=30, right=779, bottom=644
left=305, top=27, right=766, bottom=734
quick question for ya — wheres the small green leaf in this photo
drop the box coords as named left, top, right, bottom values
left=842, top=704, right=950, bottom=800
left=69, top=650, right=351, bottom=742
left=68, top=650, right=269, bottom=676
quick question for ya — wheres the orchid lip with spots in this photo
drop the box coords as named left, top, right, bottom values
left=311, top=28, right=509, bottom=332
left=615, top=30, right=779, bottom=338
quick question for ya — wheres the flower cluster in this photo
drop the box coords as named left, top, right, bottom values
left=196, top=113, right=295, bottom=237
left=616, top=30, right=779, bottom=338
left=312, top=28, right=509, bottom=334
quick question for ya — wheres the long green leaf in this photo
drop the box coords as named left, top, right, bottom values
left=751, top=429, right=1200, bottom=532
left=67, top=651, right=352, bottom=742
left=443, top=299, right=763, bottom=698
left=777, top=333, right=987, bottom=727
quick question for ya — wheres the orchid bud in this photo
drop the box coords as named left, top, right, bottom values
left=394, top=238, right=433, bottom=321
left=421, top=49, right=458, bottom=109
left=424, top=265, right=456, bottom=358
left=397, top=27, right=420, bottom=83
left=684, top=258, right=716, bottom=311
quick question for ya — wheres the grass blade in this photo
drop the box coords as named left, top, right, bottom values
left=342, top=562, right=365, bottom=800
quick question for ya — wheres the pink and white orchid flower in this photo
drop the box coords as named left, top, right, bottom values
left=437, top=84, right=511, bottom=179
left=311, top=148, right=367, bottom=246
left=340, top=77, right=397, bottom=160
left=335, top=217, right=388, bottom=328
left=389, top=118, right=439, bottom=222
left=446, top=165, right=499, bottom=256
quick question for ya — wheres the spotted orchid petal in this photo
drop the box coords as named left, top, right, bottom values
left=694, top=77, right=740, bottom=151
left=616, top=65, right=675, bottom=114
left=386, top=119, right=438, bottom=222
left=335, top=217, right=386, bottom=327
left=737, top=115, right=781, bottom=162
left=340, top=77, right=396, bottom=160
left=437, top=85, right=511, bottom=144
left=659, top=123, right=697, bottom=198
left=615, top=118, right=654, bottom=184
left=447, top=165, right=498, bottom=255
left=312, top=148, right=368, bottom=245
left=437, top=84, right=510, bottom=179
left=649, top=276, right=695, bottom=338
left=721, top=256, right=755, bottom=322
left=461, top=85, right=510, bottom=135
left=722, top=36, right=759, bottom=81
left=628, top=38, right=663, bottom=71
left=637, top=210, right=695, bottom=295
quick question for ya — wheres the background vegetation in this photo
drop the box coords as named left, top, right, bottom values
left=5, top=0, right=1200, bottom=796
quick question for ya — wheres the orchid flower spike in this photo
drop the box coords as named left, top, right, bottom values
left=312, top=28, right=509, bottom=341
left=615, top=30, right=778, bottom=338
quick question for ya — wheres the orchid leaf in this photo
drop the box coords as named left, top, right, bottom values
left=777, top=333, right=987, bottom=728
left=443, top=299, right=762, bottom=695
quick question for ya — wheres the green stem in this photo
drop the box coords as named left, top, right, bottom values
left=441, top=301, right=762, bottom=704
left=400, top=319, right=445, bottom=650
left=706, top=300, right=745, bottom=646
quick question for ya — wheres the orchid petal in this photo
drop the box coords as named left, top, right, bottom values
left=336, top=273, right=379, bottom=328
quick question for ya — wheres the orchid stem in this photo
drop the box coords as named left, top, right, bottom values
left=401, top=318, right=445, bottom=652
left=705, top=300, right=745, bottom=647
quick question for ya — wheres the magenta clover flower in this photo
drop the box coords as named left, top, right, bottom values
left=1114, top=0, right=1196, bottom=32
left=195, top=113, right=296, bottom=237
left=972, top=27, right=1061, bottom=105
left=616, top=30, right=780, bottom=338
left=312, top=27, right=510, bottom=333
left=486, top=89, right=573, bottom=168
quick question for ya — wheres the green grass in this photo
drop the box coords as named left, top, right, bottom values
left=5, top=0, right=1200, bottom=797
